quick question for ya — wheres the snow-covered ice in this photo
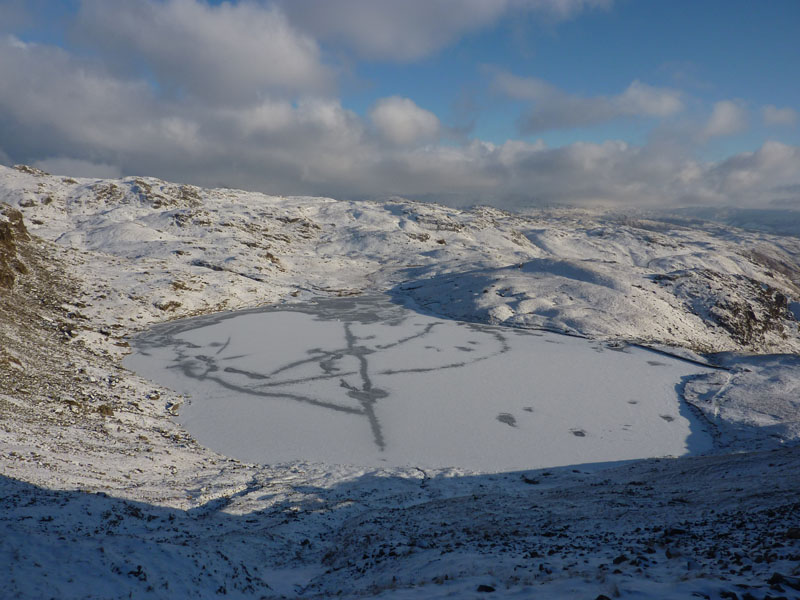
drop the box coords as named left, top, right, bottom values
left=126, top=295, right=714, bottom=471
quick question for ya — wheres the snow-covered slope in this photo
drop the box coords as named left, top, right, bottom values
left=2, top=165, right=798, bottom=356
left=1, top=164, right=799, bottom=599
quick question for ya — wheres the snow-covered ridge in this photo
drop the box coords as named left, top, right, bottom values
left=1, top=164, right=799, bottom=356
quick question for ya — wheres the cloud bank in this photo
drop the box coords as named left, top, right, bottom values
left=0, top=0, right=797, bottom=211
left=369, top=97, right=441, bottom=145
left=491, top=70, right=684, bottom=133
left=75, top=0, right=333, bottom=104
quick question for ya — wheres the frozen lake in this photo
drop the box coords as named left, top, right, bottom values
left=125, top=296, right=714, bottom=472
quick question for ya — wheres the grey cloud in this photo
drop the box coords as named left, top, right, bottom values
left=32, top=158, right=123, bottom=179
left=0, top=0, right=29, bottom=33
left=279, top=0, right=505, bottom=62
left=279, top=0, right=610, bottom=62
left=767, top=183, right=800, bottom=209
left=702, top=100, right=748, bottom=139
left=705, top=141, right=800, bottom=195
left=369, top=97, right=440, bottom=145
left=0, top=37, right=168, bottom=160
left=74, top=0, right=334, bottom=105
left=0, top=37, right=369, bottom=191
left=490, top=71, right=683, bottom=133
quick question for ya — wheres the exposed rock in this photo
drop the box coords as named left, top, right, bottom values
left=496, top=412, right=516, bottom=427
left=12, top=164, right=49, bottom=177
left=655, top=268, right=799, bottom=351
left=0, top=204, right=30, bottom=289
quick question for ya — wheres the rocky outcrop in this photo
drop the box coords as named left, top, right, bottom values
left=654, top=268, right=799, bottom=352
left=0, top=204, right=30, bottom=289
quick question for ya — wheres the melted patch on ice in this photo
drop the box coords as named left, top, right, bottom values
left=126, top=296, right=714, bottom=471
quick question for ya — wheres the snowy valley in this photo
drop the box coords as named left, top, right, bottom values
left=1, top=163, right=800, bottom=599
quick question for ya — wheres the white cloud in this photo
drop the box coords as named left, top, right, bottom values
left=33, top=158, right=122, bottom=179
left=280, top=0, right=610, bottom=62
left=708, top=141, right=800, bottom=194
left=616, top=81, right=684, bottom=116
left=491, top=71, right=683, bottom=132
left=0, top=36, right=371, bottom=191
left=0, top=36, right=167, bottom=156
left=280, top=0, right=503, bottom=62
left=1, top=36, right=797, bottom=210
left=75, top=0, right=333, bottom=104
left=369, top=97, right=440, bottom=145
left=702, top=100, right=748, bottom=139
left=763, top=105, right=798, bottom=127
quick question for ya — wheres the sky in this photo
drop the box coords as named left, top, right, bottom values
left=0, top=0, right=799, bottom=209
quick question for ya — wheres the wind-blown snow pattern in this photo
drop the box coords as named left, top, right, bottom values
left=1, top=164, right=799, bottom=599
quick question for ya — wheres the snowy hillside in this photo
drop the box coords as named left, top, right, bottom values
left=2, top=165, right=799, bottom=356
left=1, top=163, right=800, bottom=599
